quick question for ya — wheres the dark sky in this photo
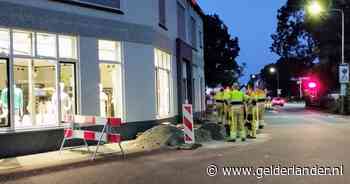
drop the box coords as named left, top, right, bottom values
left=198, top=0, right=287, bottom=83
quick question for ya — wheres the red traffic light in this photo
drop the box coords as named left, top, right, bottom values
left=308, top=82, right=317, bottom=89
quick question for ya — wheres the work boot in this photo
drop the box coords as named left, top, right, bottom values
left=247, top=135, right=256, bottom=139
left=241, top=138, right=246, bottom=142
left=228, top=139, right=236, bottom=142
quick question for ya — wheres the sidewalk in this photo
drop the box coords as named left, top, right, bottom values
left=0, top=140, right=140, bottom=177
left=0, top=133, right=271, bottom=179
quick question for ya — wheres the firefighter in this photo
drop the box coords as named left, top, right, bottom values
left=222, top=86, right=232, bottom=126
left=256, top=87, right=267, bottom=129
left=213, top=88, right=225, bottom=124
left=246, top=85, right=258, bottom=139
left=227, top=83, right=246, bottom=142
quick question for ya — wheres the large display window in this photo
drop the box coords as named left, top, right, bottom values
left=13, top=59, right=57, bottom=127
left=0, top=58, right=9, bottom=127
left=0, top=28, right=78, bottom=130
left=98, top=40, right=123, bottom=118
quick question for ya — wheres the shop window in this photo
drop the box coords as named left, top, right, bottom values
left=0, top=29, right=78, bottom=129
left=98, top=40, right=121, bottom=62
left=36, top=33, right=57, bottom=58
left=13, top=58, right=58, bottom=128
left=0, top=59, right=9, bottom=127
left=99, top=64, right=123, bottom=118
left=0, top=29, right=10, bottom=55
left=59, top=36, right=77, bottom=59
left=155, top=49, right=171, bottom=117
left=60, top=62, right=76, bottom=119
left=13, top=30, right=34, bottom=56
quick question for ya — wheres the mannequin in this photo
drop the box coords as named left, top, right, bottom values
left=0, top=84, right=23, bottom=122
left=52, top=83, right=72, bottom=120
left=99, top=84, right=108, bottom=117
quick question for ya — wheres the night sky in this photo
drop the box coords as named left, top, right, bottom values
left=198, top=0, right=287, bottom=83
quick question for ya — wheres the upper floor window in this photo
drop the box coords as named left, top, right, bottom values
left=190, top=17, right=197, bottom=49
left=199, top=31, right=203, bottom=49
left=159, top=0, right=167, bottom=29
left=55, top=0, right=122, bottom=14
left=177, top=2, right=186, bottom=40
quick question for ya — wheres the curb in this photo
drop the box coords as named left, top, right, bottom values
left=0, top=148, right=171, bottom=182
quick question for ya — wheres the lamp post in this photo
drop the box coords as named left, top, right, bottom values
left=270, top=67, right=280, bottom=97
left=307, top=0, right=346, bottom=114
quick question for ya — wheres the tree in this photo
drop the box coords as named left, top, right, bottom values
left=266, top=0, right=318, bottom=97
left=204, top=14, right=243, bottom=87
left=270, top=1, right=318, bottom=62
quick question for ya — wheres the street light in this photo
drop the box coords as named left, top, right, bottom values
left=306, top=0, right=346, bottom=113
left=270, top=67, right=280, bottom=97
left=307, top=1, right=323, bottom=16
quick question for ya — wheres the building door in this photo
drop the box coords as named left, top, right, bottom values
left=182, top=60, right=193, bottom=104
left=0, top=58, right=10, bottom=127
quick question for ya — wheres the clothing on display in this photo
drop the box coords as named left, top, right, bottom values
left=0, top=86, right=24, bottom=112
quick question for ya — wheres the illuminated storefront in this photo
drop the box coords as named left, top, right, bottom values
left=0, top=0, right=205, bottom=157
left=0, top=29, right=78, bottom=129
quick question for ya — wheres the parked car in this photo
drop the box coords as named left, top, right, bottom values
left=271, top=97, right=286, bottom=106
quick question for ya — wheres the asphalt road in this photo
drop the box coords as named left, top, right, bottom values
left=1, top=103, right=349, bottom=184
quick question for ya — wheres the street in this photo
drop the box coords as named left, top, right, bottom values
left=1, top=103, right=348, bottom=184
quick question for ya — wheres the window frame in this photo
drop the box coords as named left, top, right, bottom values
left=154, top=49, right=172, bottom=118
left=190, top=17, right=197, bottom=49
left=158, top=0, right=167, bottom=30
left=0, top=57, right=10, bottom=128
left=98, top=39, right=124, bottom=119
left=59, top=61, right=78, bottom=115
left=53, top=0, right=124, bottom=14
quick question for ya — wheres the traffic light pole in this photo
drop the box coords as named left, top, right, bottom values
left=339, top=9, right=346, bottom=114
left=277, top=70, right=280, bottom=97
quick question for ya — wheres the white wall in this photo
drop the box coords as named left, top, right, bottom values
left=1, top=0, right=179, bottom=44
left=79, top=36, right=99, bottom=116
left=123, top=42, right=156, bottom=122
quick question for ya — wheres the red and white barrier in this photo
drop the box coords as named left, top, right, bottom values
left=182, top=104, right=195, bottom=144
left=60, top=115, right=124, bottom=160
left=64, top=129, right=121, bottom=143
left=63, top=115, right=122, bottom=127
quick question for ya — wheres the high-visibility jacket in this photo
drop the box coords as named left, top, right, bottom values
left=223, top=89, right=231, bottom=101
left=255, top=89, right=266, bottom=100
left=214, top=91, right=225, bottom=101
left=246, top=91, right=259, bottom=104
left=229, top=89, right=245, bottom=102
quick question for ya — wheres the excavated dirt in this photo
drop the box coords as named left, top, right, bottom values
left=129, top=122, right=228, bottom=151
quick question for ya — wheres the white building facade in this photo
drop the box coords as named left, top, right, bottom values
left=0, top=0, right=205, bottom=157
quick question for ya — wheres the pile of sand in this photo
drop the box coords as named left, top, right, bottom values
left=129, top=124, right=184, bottom=151
left=128, top=122, right=227, bottom=151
